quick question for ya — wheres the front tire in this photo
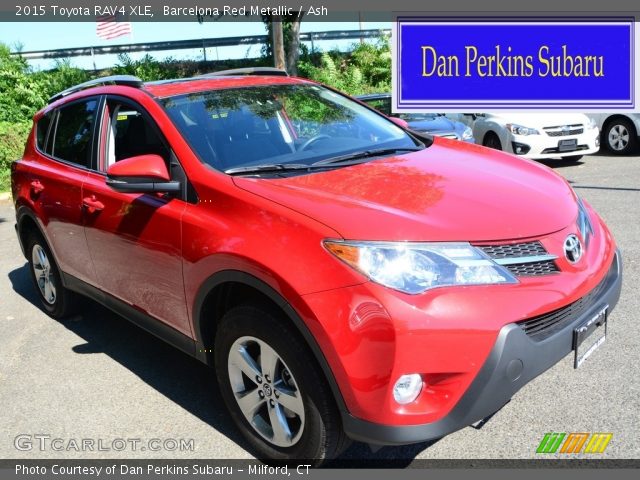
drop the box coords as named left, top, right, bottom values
left=483, top=132, right=503, bottom=150
left=26, top=233, right=77, bottom=319
left=214, top=305, right=349, bottom=464
left=603, top=118, right=638, bottom=154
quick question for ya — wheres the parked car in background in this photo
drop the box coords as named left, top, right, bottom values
left=356, top=93, right=474, bottom=143
left=588, top=113, right=640, bottom=155
left=451, top=113, right=600, bottom=160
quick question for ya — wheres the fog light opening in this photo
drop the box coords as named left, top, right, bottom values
left=393, top=374, right=423, bottom=405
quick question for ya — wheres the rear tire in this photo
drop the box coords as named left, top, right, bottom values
left=214, top=305, right=349, bottom=464
left=483, top=132, right=503, bottom=150
left=26, top=232, right=77, bottom=319
left=603, top=118, right=638, bottom=154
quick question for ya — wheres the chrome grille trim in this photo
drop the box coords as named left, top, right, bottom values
left=494, top=254, right=558, bottom=266
left=543, top=124, right=584, bottom=137
left=477, top=241, right=559, bottom=277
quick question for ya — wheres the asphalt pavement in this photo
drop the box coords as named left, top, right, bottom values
left=0, top=152, right=638, bottom=463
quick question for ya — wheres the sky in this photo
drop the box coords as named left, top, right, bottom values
left=0, top=19, right=391, bottom=70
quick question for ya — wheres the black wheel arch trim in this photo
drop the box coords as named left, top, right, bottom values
left=192, top=270, right=349, bottom=414
left=15, top=205, right=49, bottom=258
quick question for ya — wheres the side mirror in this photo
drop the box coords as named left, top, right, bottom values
left=106, top=154, right=180, bottom=194
left=389, top=116, right=409, bottom=129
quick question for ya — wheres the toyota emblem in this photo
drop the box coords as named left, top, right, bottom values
left=564, top=234, right=583, bottom=263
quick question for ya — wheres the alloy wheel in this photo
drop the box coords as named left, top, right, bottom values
left=227, top=336, right=305, bottom=448
left=608, top=124, right=630, bottom=151
left=32, top=244, right=56, bottom=305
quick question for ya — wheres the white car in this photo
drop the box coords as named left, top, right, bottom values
left=588, top=113, right=640, bottom=155
left=451, top=113, right=600, bottom=160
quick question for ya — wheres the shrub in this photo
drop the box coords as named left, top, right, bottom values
left=0, top=121, right=31, bottom=191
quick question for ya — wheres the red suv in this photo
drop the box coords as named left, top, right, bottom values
left=11, top=70, right=621, bottom=463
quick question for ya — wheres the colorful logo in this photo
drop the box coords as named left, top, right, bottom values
left=537, top=432, right=612, bottom=454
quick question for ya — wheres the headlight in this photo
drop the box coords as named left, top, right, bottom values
left=461, top=126, right=474, bottom=140
left=507, top=123, right=540, bottom=136
left=323, top=240, right=518, bottom=294
left=576, top=197, right=594, bottom=246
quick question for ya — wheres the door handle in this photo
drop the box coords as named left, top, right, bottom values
left=82, top=195, right=105, bottom=213
left=30, top=180, right=45, bottom=195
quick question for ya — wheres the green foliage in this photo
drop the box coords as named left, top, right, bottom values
left=298, top=37, right=392, bottom=95
left=0, top=37, right=392, bottom=191
left=0, top=121, right=30, bottom=190
left=112, top=53, right=180, bottom=81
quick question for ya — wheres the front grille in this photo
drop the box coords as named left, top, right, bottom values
left=517, top=268, right=611, bottom=341
left=544, top=125, right=584, bottom=137
left=506, top=261, right=559, bottom=276
left=480, top=241, right=547, bottom=259
left=477, top=241, right=558, bottom=277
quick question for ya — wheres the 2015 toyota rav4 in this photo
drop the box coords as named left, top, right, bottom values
left=11, top=70, right=621, bottom=463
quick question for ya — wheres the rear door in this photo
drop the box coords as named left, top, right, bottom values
left=29, top=98, right=99, bottom=284
left=81, top=96, right=190, bottom=335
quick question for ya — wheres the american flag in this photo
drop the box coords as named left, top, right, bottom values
left=96, top=13, right=132, bottom=40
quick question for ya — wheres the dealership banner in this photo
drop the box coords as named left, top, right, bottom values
left=392, top=19, right=640, bottom=112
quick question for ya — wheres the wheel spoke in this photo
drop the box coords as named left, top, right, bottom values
left=259, top=342, right=279, bottom=381
left=268, top=403, right=292, bottom=444
left=43, top=279, right=53, bottom=302
left=37, top=248, right=48, bottom=270
left=236, top=388, right=264, bottom=418
left=230, top=345, right=262, bottom=380
left=275, top=385, right=304, bottom=416
left=48, top=279, right=56, bottom=302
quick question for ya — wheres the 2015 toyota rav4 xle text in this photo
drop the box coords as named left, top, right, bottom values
left=11, top=70, right=622, bottom=463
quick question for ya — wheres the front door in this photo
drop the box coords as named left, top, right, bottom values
left=81, top=96, right=189, bottom=335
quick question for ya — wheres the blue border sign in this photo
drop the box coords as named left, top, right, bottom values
left=393, top=19, right=636, bottom=111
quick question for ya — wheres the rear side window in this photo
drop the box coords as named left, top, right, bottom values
left=35, top=112, right=52, bottom=152
left=51, top=99, right=98, bottom=167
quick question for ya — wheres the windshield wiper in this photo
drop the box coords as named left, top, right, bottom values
left=225, top=163, right=312, bottom=175
left=311, top=147, right=423, bottom=166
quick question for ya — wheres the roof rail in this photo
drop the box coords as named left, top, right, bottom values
left=200, top=67, right=289, bottom=78
left=48, top=75, right=144, bottom=103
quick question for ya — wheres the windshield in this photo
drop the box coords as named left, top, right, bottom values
left=160, top=83, right=421, bottom=173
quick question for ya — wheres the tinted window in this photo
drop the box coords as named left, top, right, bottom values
left=36, top=112, right=52, bottom=152
left=52, top=99, right=98, bottom=167
left=161, top=84, right=416, bottom=172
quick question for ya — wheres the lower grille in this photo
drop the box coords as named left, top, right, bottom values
left=541, top=144, right=589, bottom=154
left=517, top=267, right=612, bottom=341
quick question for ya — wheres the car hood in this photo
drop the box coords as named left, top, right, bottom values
left=487, top=112, right=589, bottom=128
left=408, top=116, right=457, bottom=133
left=232, top=137, right=578, bottom=242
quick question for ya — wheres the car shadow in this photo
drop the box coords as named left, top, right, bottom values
left=537, top=158, right=584, bottom=169
left=7, top=263, right=436, bottom=465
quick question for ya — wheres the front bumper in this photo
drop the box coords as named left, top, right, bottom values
left=507, top=128, right=600, bottom=159
left=343, top=250, right=622, bottom=445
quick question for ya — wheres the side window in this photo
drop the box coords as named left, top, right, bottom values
left=36, top=112, right=52, bottom=152
left=103, top=99, right=170, bottom=170
left=51, top=99, right=98, bottom=167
